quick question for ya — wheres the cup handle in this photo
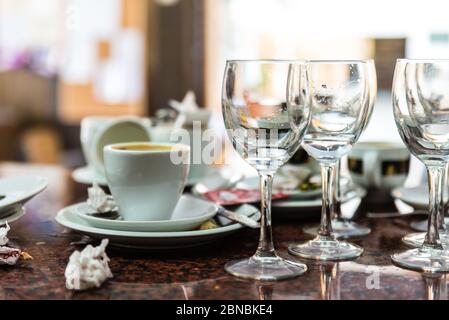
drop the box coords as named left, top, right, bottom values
left=363, top=151, right=380, bottom=188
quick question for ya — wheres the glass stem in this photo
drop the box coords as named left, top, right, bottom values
left=423, top=165, right=444, bottom=249
left=438, top=164, right=448, bottom=233
left=334, top=160, right=343, bottom=221
left=318, top=162, right=337, bottom=240
left=254, top=171, right=276, bottom=259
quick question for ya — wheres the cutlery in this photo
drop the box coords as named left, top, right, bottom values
left=217, top=206, right=260, bottom=229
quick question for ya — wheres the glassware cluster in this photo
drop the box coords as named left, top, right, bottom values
left=222, top=58, right=449, bottom=281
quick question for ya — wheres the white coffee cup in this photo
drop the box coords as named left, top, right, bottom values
left=80, top=116, right=152, bottom=176
left=103, top=142, right=190, bottom=221
left=348, top=141, right=410, bottom=190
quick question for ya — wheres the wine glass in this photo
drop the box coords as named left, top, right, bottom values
left=288, top=60, right=371, bottom=261
left=222, top=60, right=311, bottom=280
left=303, top=59, right=376, bottom=239
left=391, top=59, right=449, bottom=272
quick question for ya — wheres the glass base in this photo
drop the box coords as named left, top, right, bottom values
left=392, top=247, right=449, bottom=272
left=411, top=218, right=449, bottom=232
left=403, top=232, right=449, bottom=249
left=303, top=220, right=371, bottom=239
left=288, top=237, right=363, bottom=261
left=224, top=256, right=308, bottom=281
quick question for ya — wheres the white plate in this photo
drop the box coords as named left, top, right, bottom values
left=75, top=195, right=218, bottom=232
left=0, top=205, right=26, bottom=226
left=72, top=166, right=108, bottom=186
left=391, top=186, right=430, bottom=209
left=236, top=176, right=322, bottom=200
left=273, top=186, right=366, bottom=207
left=56, top=203, right=260, bottom=249
left=0, top=176, right=47, bottom=212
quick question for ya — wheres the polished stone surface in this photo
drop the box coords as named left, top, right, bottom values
left=0, top=163, right=446, bottom=300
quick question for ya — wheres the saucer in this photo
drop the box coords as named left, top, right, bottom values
left=72, top=166, right=108, bottom=186
left=0, top=205, right=26, bottom=225
left=0, top=176, right=48, bottom=212
left=272, top=186, right=366, bottom=219
left=391, top=186, right=429, bottom=209
left=56, top=203, right=260, bottom=249
left=75, top=195, right=218, bottom=232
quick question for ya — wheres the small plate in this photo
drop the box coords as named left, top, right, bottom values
left=55, top=203, right=260, bottom=249
left=236, top=176, right=322, bottom=200
left=271, top=185, right=366, bottom=219
left=391, top=186, right=429, bottom=209
left=72, top=166, right=108, bottom=186
left=75, top=195, right=218, bottom=232
left=0, top=176, right=48, bottom=212
left=0, top=205, right=26, bottom=225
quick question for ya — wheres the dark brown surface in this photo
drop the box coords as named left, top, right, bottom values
left=0, top=163, right=446, bottom=300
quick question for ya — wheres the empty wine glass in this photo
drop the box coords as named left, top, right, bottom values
left=222, top=60, right=311, bottom=280
left=289, top=60, right=371, bottom=261
left=391, top=59, right=449, bottom=272
left=303, top=59, right=376, bottom=239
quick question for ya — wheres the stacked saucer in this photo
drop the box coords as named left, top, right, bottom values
left=56, top=195, right=260, bottom=249
left=0, top=176, right=48, bottom=225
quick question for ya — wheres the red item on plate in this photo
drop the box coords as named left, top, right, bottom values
left=203, top=188, right=288, bottom=206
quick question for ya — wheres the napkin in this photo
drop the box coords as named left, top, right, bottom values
left=0, top=222, right=33, bottom=266
left=87, top=184, right=117, bottom=214
left=169, top=91, right=210, bottom=129
left=0, top=222, right=10, bottom=246
left=65, top=239, right=113, bottom=291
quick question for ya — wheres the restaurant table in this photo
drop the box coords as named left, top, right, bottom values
left=0, top=162, right=445, bottom=300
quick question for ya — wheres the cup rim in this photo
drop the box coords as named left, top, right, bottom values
left=104, top=142, right=190, bottom=154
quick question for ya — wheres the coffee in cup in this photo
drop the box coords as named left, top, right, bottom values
left=103, top=142, right=190, bottom=221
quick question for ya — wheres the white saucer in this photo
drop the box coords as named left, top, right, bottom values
left=72, top=166, right=108, bottom=186
left=270, top=185, right=366, bottom=220
left=0, top=176, right=47, bottom=212
left=391, top=186, right=429, bottom=209
left=0, top=205, right=26, bottom=226
left=56, top=203, right=260, bottom=249
left=75, top=195, right=218, bottom=232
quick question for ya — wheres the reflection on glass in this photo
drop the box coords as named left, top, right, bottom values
left=319, top=263, right=341, bottom=300
left=423, top=273, right=448, bottom=300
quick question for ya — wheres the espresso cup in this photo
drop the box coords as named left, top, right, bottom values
left=348, top=141, right=410, bottom=190
left=104, top=142, right=190, bottom=221
left=81, top=116, right=152, bottom=176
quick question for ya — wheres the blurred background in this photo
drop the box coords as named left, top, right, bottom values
left=0, top=0, right=447, bottom=169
